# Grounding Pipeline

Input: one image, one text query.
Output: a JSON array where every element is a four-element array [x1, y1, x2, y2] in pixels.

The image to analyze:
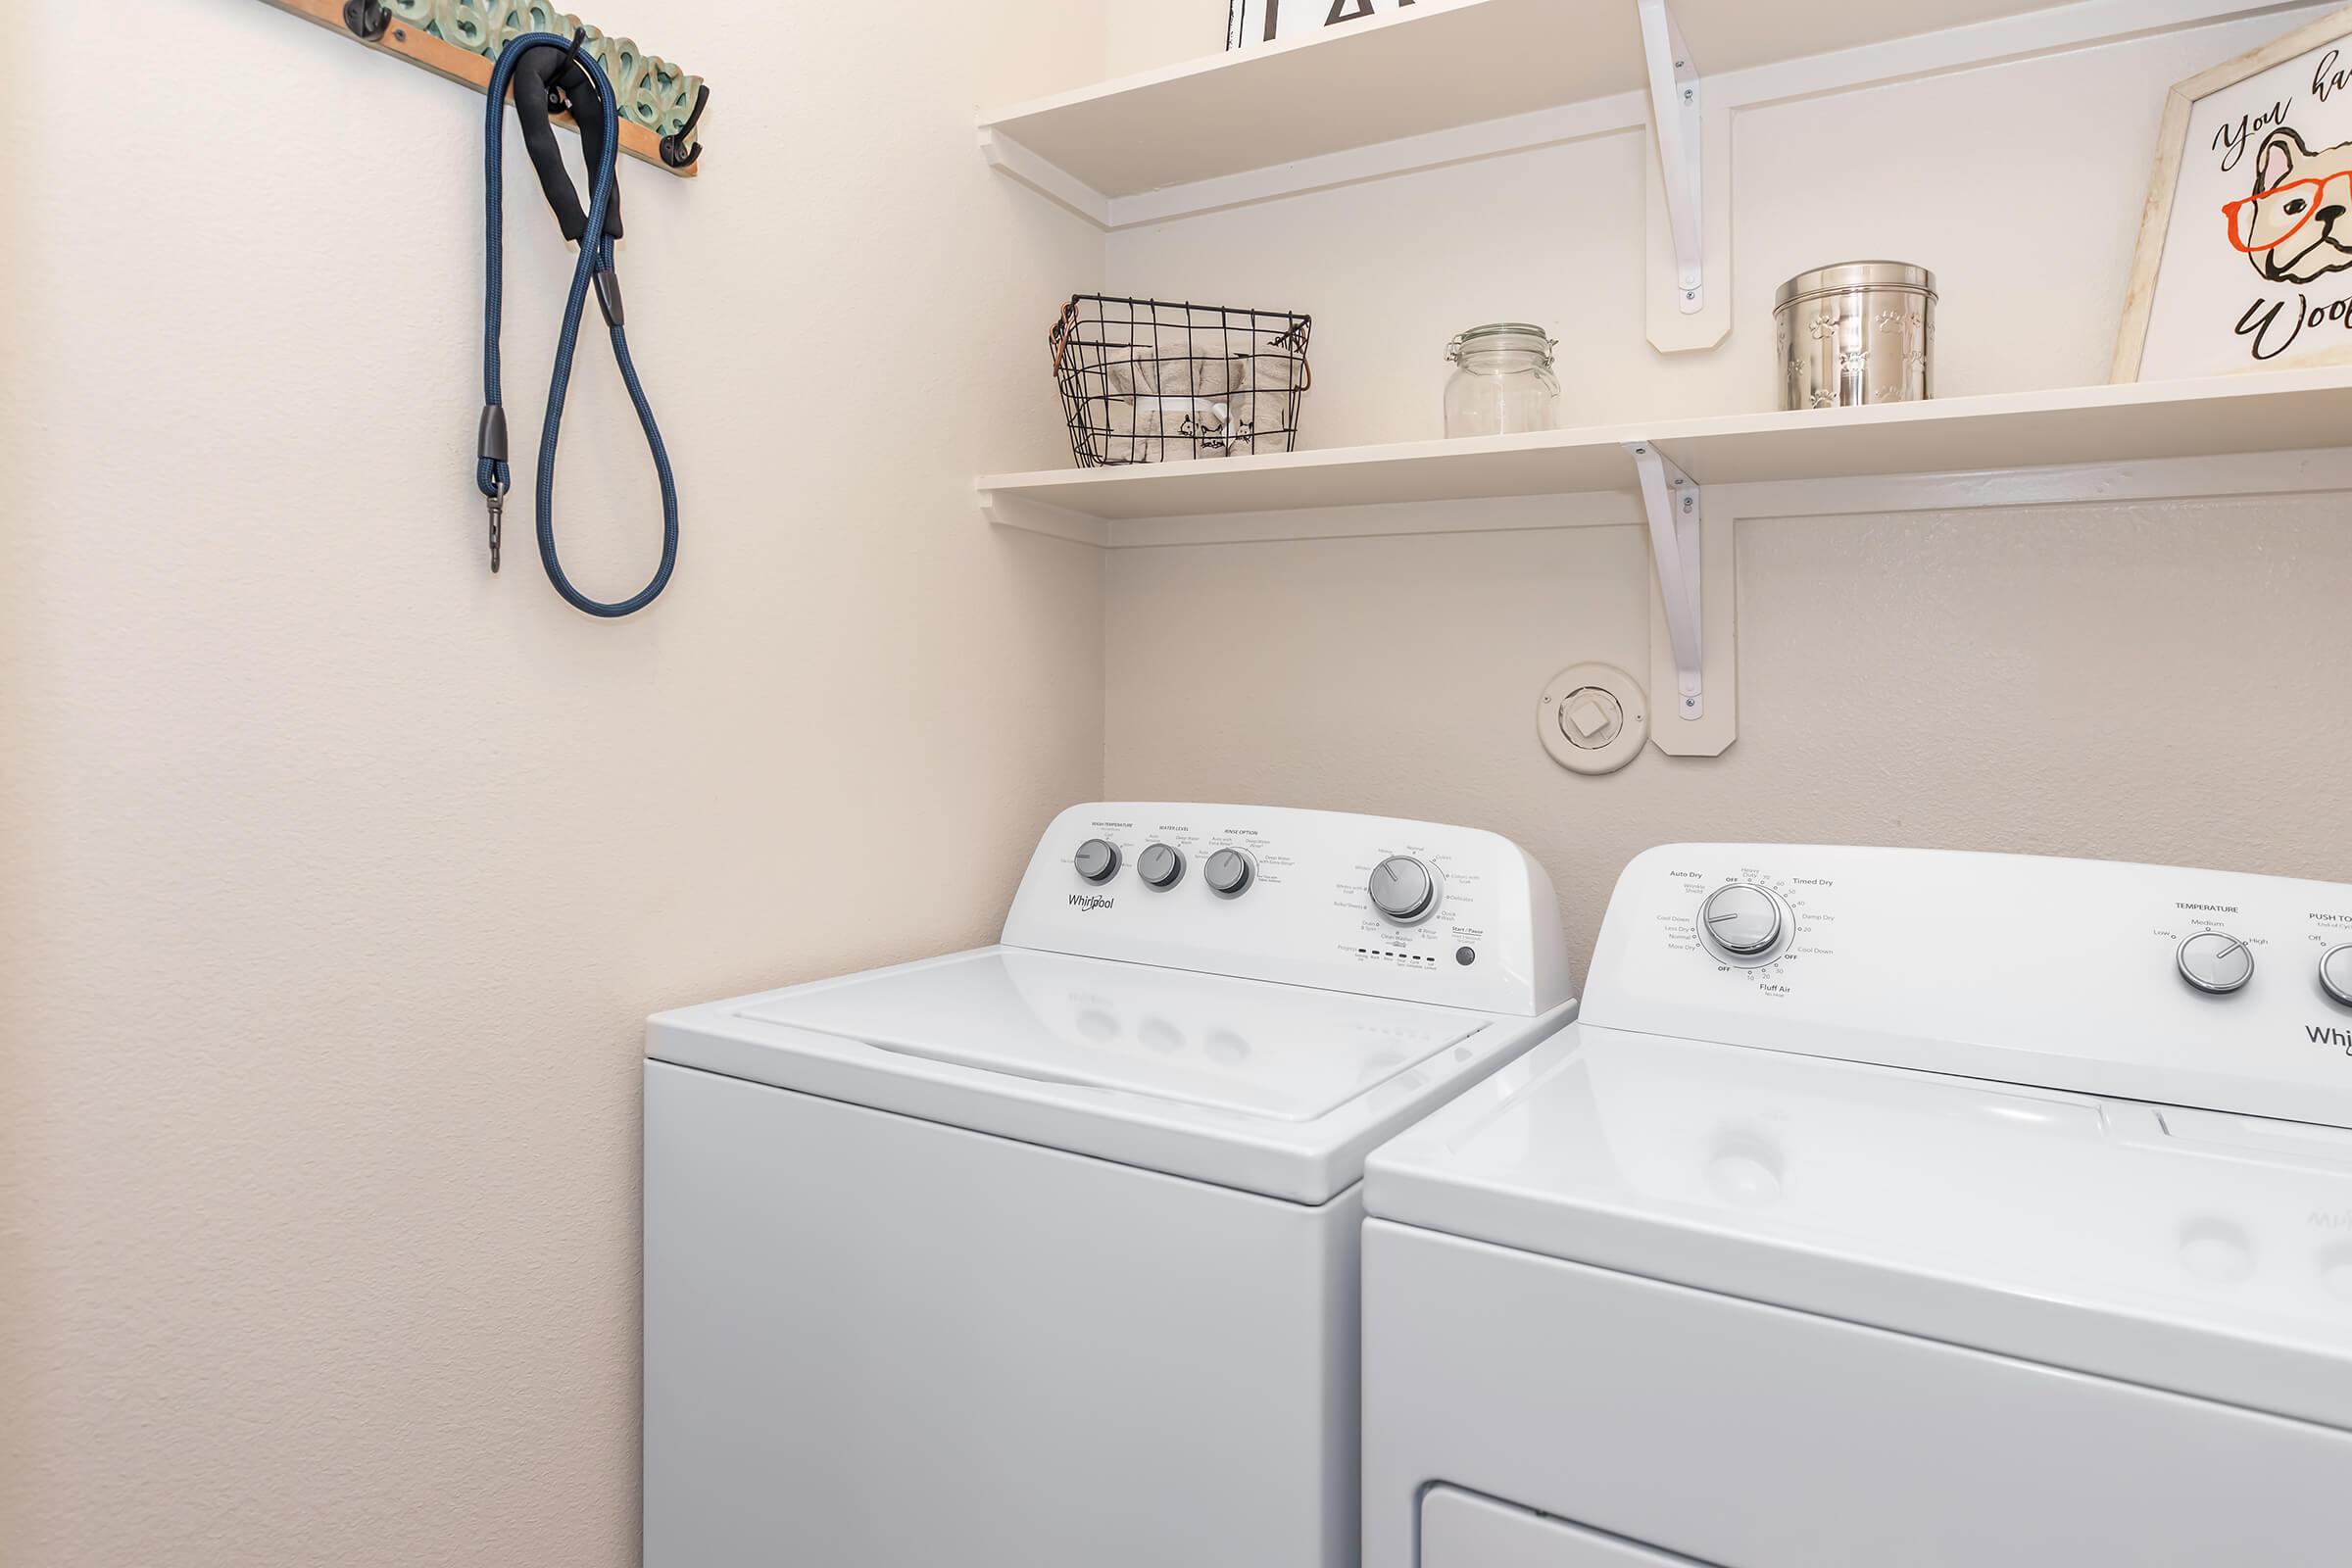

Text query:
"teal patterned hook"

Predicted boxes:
[[382, 3, 707, 136]]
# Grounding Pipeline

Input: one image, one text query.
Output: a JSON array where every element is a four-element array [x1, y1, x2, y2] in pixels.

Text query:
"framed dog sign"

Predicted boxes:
[[2117, 6, 2352, 379]]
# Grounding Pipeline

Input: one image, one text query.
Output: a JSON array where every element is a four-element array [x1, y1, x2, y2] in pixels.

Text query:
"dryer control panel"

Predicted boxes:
[[1587, 844, 2352, 1129], [1003, 803, 1573, 1017]]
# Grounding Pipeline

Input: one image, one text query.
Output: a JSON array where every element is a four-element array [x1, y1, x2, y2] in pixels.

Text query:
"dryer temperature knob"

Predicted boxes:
[[2177, 932, 2254, 996]]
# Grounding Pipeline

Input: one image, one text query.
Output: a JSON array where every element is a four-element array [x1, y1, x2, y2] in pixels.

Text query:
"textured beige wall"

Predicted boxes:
[[0, 2, 1105, 1564], [1106, 495, 2352, 969]]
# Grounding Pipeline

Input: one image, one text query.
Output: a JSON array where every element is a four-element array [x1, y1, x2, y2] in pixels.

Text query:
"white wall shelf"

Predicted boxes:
[[983, 366, 2352, 761], [978, 0, 2085, 225], [977, 368, 2352, 546]]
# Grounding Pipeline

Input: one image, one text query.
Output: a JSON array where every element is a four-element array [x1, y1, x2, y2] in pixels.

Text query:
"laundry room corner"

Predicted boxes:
[[16, 1, 2352, 1564], [0, 2, 1108, 1564]]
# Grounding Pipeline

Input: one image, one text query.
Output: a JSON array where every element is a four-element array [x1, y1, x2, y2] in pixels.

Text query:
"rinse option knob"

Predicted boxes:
[[2177, 932, 2255, 995], [2322, 945, 2352, 1007], [1138, 844, 1186, 890], [1074, 839, 1122, 884], [1700, 884, 1786, 959], [1203, 848, 1256, 899], [1368, 857, 1443, 925]]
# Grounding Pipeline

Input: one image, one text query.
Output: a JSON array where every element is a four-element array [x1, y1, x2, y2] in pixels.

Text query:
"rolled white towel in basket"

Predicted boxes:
[[1093, 396, 1236, 464], [1107, 354, 1241, 399]]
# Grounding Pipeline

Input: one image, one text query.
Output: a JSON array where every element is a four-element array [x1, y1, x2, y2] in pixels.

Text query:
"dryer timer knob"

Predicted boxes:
[[1700, 884, 1786, 957]]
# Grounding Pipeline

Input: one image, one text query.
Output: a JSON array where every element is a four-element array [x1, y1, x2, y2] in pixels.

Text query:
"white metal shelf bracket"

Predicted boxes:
[[1637, 0, 1703, 314], [1627, 441, 1704, 719]]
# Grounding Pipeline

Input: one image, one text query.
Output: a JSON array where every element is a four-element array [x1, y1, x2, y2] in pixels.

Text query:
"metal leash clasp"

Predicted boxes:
[[477, 402, 511, 574]]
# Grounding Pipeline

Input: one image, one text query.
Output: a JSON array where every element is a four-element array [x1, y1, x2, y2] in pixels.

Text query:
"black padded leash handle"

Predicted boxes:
[[509, 43, 624, 245]]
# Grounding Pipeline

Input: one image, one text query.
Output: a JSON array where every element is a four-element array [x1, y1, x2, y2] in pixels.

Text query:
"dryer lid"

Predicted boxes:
[[734, 948, 1488, 1122], [1364, 1024, 2352, 1433]]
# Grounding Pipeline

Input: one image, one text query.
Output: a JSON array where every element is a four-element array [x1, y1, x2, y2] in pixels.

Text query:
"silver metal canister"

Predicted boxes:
[[1774, 262, 1936, 411]]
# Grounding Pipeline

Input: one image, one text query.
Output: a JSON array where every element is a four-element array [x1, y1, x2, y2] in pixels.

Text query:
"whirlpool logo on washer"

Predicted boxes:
[[1068, 894, 1116, 912], [2311, 1022, 2352, 1054]]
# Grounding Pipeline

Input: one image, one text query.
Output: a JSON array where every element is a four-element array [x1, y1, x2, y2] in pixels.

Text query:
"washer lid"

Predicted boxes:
[[739, 948, 1486, 1121], [650, 946, 1549, 1204], [1365, 1025, 2352, 1432]]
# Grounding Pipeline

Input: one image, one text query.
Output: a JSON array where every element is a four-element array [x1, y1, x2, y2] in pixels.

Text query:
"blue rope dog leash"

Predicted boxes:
[[477, 31, 679, 618]]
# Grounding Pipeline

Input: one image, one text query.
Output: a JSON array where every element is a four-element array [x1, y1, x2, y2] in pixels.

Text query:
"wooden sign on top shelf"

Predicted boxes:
[[1227, 0, 1417, 50]]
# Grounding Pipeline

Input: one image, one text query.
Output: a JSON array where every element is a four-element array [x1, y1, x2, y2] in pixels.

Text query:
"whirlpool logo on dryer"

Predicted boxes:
[[1069, 894, 1116, 911], [2311, 1022, 2352, 1054]]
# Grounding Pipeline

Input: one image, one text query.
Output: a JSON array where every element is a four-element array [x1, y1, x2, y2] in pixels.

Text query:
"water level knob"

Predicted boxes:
[[1138, 844, 1186, 890], [2177, 932, 2255, 995]]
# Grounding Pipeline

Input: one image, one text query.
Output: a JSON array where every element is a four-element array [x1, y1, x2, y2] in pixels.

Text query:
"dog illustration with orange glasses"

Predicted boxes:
[[2226, 126, 2352, 282]]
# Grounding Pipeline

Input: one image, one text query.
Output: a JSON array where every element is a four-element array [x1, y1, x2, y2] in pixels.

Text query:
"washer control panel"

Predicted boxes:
[[1003, 803, 1573, 1016], [1586, 845, 2352, 1129]]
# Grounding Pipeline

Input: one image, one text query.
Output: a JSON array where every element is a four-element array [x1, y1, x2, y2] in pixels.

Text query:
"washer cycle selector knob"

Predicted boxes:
[[1203, 848, 1256, 898], [1700, 884, 1786, 958], [1073, 839, 1121, 883], [1369, 857, 1443, 925], [2177, 932, 2255, 995], [2321, 945, 2352, 1007], [1138, 844, 1186, 890]]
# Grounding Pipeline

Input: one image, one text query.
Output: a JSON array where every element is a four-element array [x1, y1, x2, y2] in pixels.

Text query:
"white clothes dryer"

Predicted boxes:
[[646, 803, 1575, 1568], [1363, 845, 2352, 1568]]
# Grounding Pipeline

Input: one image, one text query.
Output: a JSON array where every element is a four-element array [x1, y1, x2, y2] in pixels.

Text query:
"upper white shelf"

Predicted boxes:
[[977, 368, 2352, 545], [979, 0, 2070, 218]]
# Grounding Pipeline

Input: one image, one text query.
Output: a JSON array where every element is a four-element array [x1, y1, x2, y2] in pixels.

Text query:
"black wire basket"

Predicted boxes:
[[1051, 295, 1312, 467]]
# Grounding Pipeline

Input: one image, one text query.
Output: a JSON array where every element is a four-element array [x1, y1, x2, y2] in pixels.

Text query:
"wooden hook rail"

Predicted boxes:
[[259, 0, 704, 177]]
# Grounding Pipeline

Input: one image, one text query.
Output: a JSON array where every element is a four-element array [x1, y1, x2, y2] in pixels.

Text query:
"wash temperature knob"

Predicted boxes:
[[2177, 932, 2255, 995], [1074, 839, 1121, 883], [1369, 857, 1443, 925], [1701, 884, 1786, 957]]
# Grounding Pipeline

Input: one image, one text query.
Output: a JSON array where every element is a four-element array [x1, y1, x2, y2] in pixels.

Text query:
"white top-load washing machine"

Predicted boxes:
[[645, 802, 1575, 1568], [1362, 845, 2352, 1568]]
